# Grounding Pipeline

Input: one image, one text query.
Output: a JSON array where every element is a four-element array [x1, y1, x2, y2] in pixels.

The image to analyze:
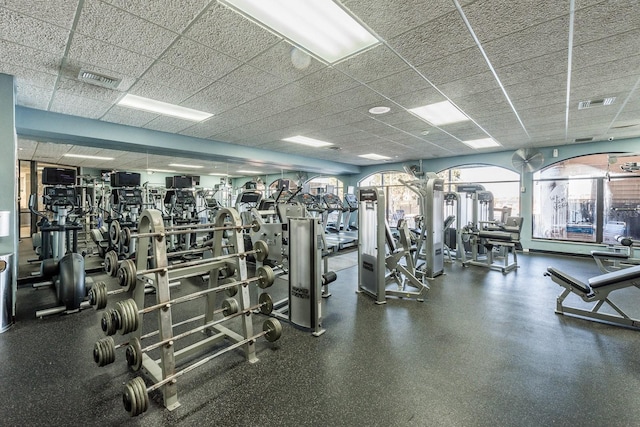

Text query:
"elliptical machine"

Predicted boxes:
[[30, 167, 88, 316]]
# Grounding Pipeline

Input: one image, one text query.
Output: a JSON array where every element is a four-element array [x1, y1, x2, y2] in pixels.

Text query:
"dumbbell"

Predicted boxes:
[[122, 318, 282, 417]]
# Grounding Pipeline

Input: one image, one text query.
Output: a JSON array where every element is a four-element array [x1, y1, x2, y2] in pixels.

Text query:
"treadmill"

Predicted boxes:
[[322, 193, 357, 250]]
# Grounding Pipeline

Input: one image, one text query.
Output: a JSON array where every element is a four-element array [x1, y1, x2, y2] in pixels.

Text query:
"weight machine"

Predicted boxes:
[[357, 187, 429, 304], [400, 172, 445, 279]]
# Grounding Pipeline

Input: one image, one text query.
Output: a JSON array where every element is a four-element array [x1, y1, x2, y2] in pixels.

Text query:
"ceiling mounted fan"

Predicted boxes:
[[512, 148, 545, 193]]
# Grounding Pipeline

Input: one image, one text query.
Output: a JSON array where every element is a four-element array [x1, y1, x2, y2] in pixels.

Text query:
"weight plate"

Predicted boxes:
[[257, 265, 275, 289], [253, 240, 269, 262], [126, 337, 143, 372], [219, 278, 238, 297], [263, 318, 283, 342], [122, 227, 132, 247], [104, 250, 118, 277], [101, 309, 117, 336], [118, 259, 137, 291], [123, 377, 148, 417], [93, 337, 116, 367], [258, 293, 273, 315], [110, 221, 121, 245], [223, 263, 237, 278], [251, 219, 261, 232], [221, 298, 239, 316]]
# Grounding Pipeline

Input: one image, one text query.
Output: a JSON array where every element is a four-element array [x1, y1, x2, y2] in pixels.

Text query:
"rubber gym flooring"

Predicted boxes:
[[3, 243, 640, 426]]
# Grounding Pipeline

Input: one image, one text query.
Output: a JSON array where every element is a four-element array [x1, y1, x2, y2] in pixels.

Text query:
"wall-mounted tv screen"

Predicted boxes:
[[110, 171, 140, 187], [42, 167, 76, 186]]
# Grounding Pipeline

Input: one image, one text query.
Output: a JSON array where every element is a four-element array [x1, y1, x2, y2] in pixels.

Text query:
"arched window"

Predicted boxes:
[[359, 171, 418, 227], [438, 165, 521, 217], [532, 153, 640, 243]]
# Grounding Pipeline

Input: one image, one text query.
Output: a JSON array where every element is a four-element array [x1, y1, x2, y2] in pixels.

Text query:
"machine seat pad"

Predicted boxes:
[[546, 267, 591, 294], [589, 264, 640, 289], [478, 231, 513, 241], [590, 250, 628, 259]]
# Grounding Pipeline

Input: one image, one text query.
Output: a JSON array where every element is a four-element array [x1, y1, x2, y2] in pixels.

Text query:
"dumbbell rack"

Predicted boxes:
[[126, 207, 258, 412]]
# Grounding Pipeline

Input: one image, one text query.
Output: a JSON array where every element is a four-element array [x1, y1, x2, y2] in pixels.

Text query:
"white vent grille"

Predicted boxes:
[[578, 97, 616, 110], [78, 69, 121, 89]]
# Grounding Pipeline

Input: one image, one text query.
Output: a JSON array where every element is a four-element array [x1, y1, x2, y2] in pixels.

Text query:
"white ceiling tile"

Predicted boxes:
[[15, 83, 52, 109], [141, 61, 213, 95], [76, 0, 178, 58], [160, 37, 242, 80], [67, 34, 154, 77], [462, 0, 567, 43], [49, 91, 112, 119], [1, 62, 57, 90], [495, 50, 568, 87], [218, 64, 287, 96], [103, 0, 209, 33], [573, 0, 640, 46], [391, 87, 445, 110], [0, 39, 62, 76], [343, 0, 459, 40], [482, 15, 570, 68], [294, 67, 360, 96], [439, 72, 501, 99], [56, 77, 123, 103], [571, 75, 639, 102], [335, 45, 409, 83], [572, 29, 640, 69], [2, 1, 79, 28], [101, 106, 158, 127], [249, 41, 324, 83], [367, 68, 433, 99], [184, 2, 280, 61], [0, 7, 70, 55], [417, 46, 489, 86], [389, 11, 475, 66], [572, 56, 640, 88], [182, 81, 257, 114]]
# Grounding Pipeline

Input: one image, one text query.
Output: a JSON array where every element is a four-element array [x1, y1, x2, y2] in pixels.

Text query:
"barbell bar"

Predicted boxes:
[[122, 318, 282, 417], [94, 291, 261, 367], [116, 240, 269, 291], [93, 313, 206, 367], [125, 293, 274, 371], [102, 265, 275, 336], [110, 219, 261, 246]]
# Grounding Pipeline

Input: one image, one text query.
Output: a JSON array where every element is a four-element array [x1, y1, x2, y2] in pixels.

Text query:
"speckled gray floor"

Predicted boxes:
[[4, 245, 640, 426]]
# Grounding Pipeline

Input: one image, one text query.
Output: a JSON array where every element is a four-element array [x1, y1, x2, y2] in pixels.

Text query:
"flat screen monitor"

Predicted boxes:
[[173, 176, 192, 189], [110, 171, 140, 187], [42, 167, 76, 186]]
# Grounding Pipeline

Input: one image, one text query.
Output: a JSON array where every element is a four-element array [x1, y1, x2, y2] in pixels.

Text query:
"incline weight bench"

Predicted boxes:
[[545, 264, 640, 329]]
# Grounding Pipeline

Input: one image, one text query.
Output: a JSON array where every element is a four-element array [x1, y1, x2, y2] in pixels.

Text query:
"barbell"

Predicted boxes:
[[122, 318, 282, 417], [116, 240, 270, 291], [102, 265, 275, 336], [125, 293, 274, 371], [110, 219, 261, 246], [94, 293, 273, 367]]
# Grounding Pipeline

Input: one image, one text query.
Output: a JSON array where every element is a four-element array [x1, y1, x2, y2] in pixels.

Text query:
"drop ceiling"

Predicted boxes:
[[3, 0, 640, 176]]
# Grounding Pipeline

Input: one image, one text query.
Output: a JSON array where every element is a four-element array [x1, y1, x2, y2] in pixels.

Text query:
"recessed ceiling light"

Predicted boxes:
[[220, 0, 379, 63], [63, 153, 114, 160], [168, 163, 204, 169], [283, 135, 333, 148], [237, 169, 261, 174], [147, 168, 176, 173], [461, 138, 500, 149], [359, 153, 391, 160], [117, 94, 213, 122], [409, 100, 469, 126], [369, 106, 390, 115]]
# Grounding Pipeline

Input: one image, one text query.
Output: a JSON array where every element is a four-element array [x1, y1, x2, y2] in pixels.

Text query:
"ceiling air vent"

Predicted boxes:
[[326, 146, 342, 150], [578, 97, 616, 110], [78, 69, 121, 89], [574, 137, 594, 143]]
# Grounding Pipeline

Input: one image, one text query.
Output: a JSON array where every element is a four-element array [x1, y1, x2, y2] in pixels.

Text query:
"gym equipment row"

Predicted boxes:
[[91, 207, 282, 416], [545, 264, 640, 330]]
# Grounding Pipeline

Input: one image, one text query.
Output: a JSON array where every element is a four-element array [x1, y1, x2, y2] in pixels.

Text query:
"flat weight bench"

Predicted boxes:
[[590, 249, 640, 273], [545, 264, 640, 329]]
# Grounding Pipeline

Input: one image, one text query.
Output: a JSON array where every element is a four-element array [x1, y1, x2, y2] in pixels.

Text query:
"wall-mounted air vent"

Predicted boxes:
[[78, 69, 121, 89], [574, 137, 594, 143], [327, 146, 342, 150], [578, 97, 616, 110]]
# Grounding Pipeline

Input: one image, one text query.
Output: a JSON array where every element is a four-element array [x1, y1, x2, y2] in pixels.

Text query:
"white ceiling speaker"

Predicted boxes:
[[512, 148, 544, 193]]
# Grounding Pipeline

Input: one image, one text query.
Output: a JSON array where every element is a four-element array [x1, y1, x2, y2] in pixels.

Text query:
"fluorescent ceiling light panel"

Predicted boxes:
[[168, 163, 204, 169], [237, 170, 261, 174], [359, 153, 391, 160], [462, 138, 500, 149], [209, 172, 228, 176], [282, 135, 333, 148], [63, 153, 114, 160], [409, 100, 469, 126], [118, 94, 213, 122], [147, 168, 176, 173], [221, 0, 379, 63]]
